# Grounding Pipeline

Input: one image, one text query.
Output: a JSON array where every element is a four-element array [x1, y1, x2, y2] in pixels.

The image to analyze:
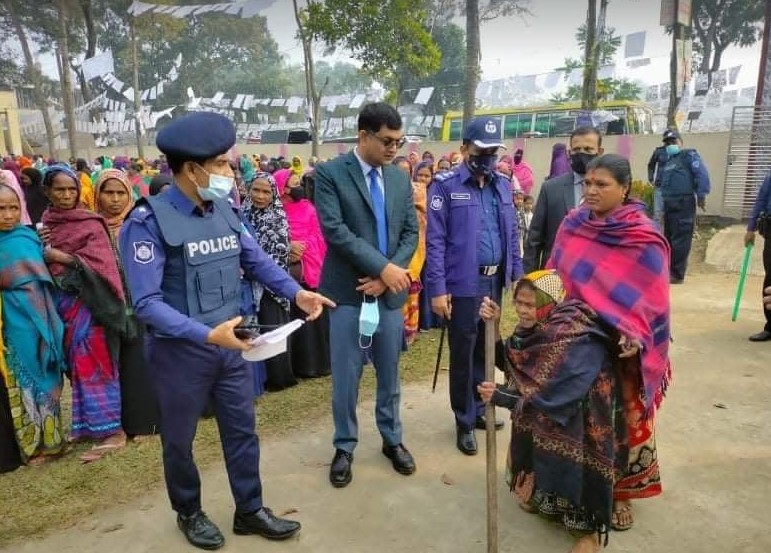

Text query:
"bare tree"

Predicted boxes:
[[293, 0, 328, 158], [463, 0, 481, 134], [4, 0, 56, 156], [582, 0, 608, 110], [56, 0, 78, 159]]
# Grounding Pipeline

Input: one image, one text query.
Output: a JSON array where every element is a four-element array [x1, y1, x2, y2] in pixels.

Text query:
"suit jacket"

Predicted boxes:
[[315, 151, 419, 309], [523, 172, 576, 273]]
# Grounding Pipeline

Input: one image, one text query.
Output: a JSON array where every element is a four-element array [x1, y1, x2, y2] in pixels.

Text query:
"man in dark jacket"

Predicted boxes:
[[523, 127, 604, 273]]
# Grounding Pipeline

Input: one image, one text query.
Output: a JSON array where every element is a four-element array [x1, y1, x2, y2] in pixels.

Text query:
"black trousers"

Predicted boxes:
[[663, 194, 696, 281], [763, 233, 771, 332]]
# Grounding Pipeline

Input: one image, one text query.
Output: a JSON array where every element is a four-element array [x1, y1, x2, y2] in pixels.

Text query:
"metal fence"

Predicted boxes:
[[723, 106, 771, 219]]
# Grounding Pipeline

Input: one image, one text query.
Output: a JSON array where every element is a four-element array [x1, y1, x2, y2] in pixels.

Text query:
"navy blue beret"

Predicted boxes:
[[156, 112, 236, 159]]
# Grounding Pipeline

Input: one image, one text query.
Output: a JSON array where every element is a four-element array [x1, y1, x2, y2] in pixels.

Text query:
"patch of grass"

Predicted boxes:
[[0, 304, 519, 547]]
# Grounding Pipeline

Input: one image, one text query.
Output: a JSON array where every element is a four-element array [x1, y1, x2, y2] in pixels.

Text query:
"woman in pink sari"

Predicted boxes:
[[275, 169, 330, 378]]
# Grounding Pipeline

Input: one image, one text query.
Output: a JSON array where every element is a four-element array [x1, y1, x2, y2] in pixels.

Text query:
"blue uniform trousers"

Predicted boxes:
[[447, 274, 503, 431], [147, 335, 263, 516], [329, 304, 403, 453], [663, 194, 696, 281]]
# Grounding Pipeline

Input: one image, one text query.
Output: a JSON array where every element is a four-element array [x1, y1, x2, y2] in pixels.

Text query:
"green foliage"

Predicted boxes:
[[690, 0, 764, 76], [550, 78, 641, 104], [304, 0, 441, 90], [400, 23, 467, 112], [630, 180, 654, 214], [576, 24, 621, 67]]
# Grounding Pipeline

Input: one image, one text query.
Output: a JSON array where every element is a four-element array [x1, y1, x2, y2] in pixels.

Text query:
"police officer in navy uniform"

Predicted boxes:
[[745, 171, 771, 342], [659, 129, 710, 284], [426, 117, 524, 455], [119, 112, 334, 550]]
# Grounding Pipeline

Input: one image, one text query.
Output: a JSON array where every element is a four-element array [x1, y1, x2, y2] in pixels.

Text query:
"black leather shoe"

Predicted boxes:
[[329, 449, 353, 488], [670, 277, 684, 285], [749, 330, 771, 342], [382, 443, 416, 475], [456, 427, 478, 455], [475, 415, 505, 431], [177, 511, 225, 551], [233, 507, 301, 540]]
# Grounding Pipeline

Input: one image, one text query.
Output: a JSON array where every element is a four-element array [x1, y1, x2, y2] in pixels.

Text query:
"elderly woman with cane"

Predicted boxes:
[[478, 270, 628, 553]]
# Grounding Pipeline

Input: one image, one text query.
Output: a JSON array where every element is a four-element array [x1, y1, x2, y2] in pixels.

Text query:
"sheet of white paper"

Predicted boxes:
[[242, 319, 305, 362]]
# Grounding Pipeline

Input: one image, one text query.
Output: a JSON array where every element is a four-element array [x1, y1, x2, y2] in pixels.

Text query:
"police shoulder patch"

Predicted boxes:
[[430, 195, 444, 211], [133, 241, 155, 264]]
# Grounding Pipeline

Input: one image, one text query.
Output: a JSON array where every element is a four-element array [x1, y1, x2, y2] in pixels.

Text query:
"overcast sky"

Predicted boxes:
[[35, 0, 762, 90]]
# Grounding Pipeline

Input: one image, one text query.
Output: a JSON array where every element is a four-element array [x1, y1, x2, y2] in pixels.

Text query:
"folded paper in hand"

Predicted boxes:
[[242, 319, 305, 362]]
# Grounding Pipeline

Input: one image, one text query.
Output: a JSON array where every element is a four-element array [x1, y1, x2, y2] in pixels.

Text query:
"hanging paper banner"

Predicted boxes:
[[414, 87, 434, 105], [624, 32, 646, 58], [127, 0, 278, 19], [81, 51, 115, 81]]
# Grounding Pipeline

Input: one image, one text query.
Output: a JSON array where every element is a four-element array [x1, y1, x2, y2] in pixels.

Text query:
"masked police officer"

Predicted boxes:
[[745, 171, 771, 342], [426, 117, 524, 455], [659, 129, 710, 284], [119, 112, 334, 550]]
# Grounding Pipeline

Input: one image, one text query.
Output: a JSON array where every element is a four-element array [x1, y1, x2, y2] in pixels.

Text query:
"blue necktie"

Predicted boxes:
[[368, 168, 388, 255]]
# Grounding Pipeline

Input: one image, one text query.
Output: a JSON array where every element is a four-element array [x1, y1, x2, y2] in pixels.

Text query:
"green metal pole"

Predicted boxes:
[[732, 244, 754, 322]]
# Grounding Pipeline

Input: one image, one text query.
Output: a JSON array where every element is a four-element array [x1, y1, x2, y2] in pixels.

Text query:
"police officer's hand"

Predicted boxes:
[[744, 231, 756, 247], [380, 263, 411, 294], [764, 287, 771, 310], [697, 197, 706, 212], [431, 294, 452, 320], [295, 290, 336, 321], [356, 277, 388, 297], [207, 316, 251, 351]]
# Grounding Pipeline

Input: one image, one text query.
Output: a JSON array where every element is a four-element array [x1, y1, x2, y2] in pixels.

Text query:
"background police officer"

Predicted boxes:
[[659, 129, 710, 284], [647, 137, 670, 226], [426, 117, 524, 456], [745, 171, 771, 342], [119, 112, 334, 551]]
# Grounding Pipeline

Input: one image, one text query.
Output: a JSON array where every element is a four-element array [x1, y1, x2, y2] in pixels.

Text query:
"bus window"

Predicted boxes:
[[449, 119, 462, 141], [553, 115, 576, 136], [605, 118, 626, 135], [503, 113, 532, 138], [534, 112, 556, 136]]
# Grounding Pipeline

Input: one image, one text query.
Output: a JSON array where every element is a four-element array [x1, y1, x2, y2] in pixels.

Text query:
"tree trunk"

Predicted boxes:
[[463, 0, 480, 134], [293, 0, 320, 157], [586, 0, 607, 110], [581, 0, 597, 110], [8, 0, 56, 157], [130, 20, 144, 158], [667, 0, 687, 128], [72, 0, 97, 108], [56, 0, 78, 159]]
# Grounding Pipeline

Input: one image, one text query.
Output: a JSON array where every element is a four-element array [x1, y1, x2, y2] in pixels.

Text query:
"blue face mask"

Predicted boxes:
[[665, 144, 681, 156], [196, 164, 235, 201], [359, 296, 380, 349]]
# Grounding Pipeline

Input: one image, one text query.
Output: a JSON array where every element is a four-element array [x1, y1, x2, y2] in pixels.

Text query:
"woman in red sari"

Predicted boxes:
[[547, 154, 671, 532], [41, 164, 130, 461]]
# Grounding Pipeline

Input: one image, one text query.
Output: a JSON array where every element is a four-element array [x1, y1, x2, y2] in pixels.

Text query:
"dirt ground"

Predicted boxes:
[[4, 270, 771, 553]]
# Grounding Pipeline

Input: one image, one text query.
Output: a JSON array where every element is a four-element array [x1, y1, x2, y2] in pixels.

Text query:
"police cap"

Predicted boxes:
[[662, 129, 681, 143], [156, 112, 236, 159], [463, 117, 506, 150]]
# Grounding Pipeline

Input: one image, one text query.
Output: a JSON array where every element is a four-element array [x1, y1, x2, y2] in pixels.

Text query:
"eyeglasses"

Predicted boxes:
[[367, 131, 407, 150]]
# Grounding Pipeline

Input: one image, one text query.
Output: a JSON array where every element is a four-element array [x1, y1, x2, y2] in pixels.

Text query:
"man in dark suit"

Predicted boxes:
[[523, 127, 604, 273], [315, 103, 419, 488]]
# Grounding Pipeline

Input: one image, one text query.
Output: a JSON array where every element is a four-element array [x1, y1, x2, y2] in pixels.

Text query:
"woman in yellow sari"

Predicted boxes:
[[403, 161, 432, 345]]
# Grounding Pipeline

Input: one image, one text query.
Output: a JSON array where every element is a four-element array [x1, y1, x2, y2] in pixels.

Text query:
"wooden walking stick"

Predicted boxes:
[[431, 320, 447, 393], [484, 319, 498, 553]]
